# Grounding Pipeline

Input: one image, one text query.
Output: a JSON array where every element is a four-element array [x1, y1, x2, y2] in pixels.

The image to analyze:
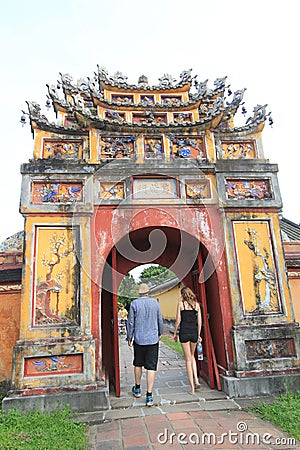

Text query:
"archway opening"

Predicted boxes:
[[100, 225, 227, 395]]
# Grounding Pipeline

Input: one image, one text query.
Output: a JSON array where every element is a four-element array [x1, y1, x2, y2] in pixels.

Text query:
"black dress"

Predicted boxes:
[[179, 302, 198, 343]]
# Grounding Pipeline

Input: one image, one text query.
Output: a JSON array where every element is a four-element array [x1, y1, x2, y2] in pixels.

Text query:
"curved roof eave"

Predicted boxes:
[[73, 110, 224, 133]]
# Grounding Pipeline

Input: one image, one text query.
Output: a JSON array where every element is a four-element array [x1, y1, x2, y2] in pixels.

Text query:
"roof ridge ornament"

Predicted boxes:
[[213, 76, 227, 91], [179, 69, 193, 84], [138, 75, 149, 88], [158, 73, 176, 88], [246, 104, 269, 125]]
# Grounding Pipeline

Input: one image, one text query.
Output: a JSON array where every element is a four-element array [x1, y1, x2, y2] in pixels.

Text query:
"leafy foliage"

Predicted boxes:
[[0, 407, 87, 449], [117, 273, 138, 310], [252, 392, 300, 441], [140, 265, 176, 287]]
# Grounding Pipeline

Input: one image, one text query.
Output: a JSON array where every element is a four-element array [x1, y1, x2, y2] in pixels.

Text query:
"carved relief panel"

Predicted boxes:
[[111, 94, 133, 103], [245, 338, 295, 360], [33, 227, 80, 327], [99, 182, 125, 199], [168, 135, 205, 159], [133, 177, 179, 199], [185, 179, 211, 199], [132, 113, 167, 125], [225, 178, 273, 200], [233, 221, 282, 315], [42, 139, 84, 159], [32, 182, 83, 204], [24, 354, 83, 376], [99, 135, 136, 159], [144, 136, 164, 159], [220, 140, 256, 159]]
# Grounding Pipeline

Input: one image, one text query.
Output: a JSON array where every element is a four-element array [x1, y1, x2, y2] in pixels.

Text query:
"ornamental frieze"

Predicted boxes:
[[111, 94, 133, 103], [99, 135, 136, 159], [144, 137, 164, 159], [168, 135, 205, 159], [24, 354, 83, 376], [99, 182, 125, 199], [185, 180, 211, 199], [220, 140, 256, 159], [42, 139, 84, 159], [225, 178, 273, 200], [32, 182, 83, 203], [245, 338, 295, 360]]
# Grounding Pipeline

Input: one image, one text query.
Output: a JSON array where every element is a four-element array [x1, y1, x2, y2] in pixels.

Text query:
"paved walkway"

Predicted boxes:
[[75, 336, 299, 449]]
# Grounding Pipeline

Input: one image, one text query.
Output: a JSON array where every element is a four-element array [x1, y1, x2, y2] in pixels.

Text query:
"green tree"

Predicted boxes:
[[140, 265, 176, 287], [118, 273, 138, 310]]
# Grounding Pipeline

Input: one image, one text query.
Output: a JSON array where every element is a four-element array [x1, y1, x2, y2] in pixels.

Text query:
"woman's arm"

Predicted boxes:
[[173, 301, 182, 341], [197, 303, 202, 341]]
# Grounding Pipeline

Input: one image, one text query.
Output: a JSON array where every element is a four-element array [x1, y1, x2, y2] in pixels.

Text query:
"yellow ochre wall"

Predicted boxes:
[[154, 284, 181, 320], [0, 289, 21, 382]]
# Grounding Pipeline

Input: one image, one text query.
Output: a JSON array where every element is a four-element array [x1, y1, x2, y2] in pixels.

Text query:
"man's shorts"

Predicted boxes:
[[133, 342, 159, 371]]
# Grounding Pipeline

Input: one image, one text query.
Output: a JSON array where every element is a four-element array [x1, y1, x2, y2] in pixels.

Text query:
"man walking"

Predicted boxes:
[[127, 283, 164, 407]]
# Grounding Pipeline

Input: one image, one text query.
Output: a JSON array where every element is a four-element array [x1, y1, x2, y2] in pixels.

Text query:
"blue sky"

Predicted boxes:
[[1, 0, 299, 243]]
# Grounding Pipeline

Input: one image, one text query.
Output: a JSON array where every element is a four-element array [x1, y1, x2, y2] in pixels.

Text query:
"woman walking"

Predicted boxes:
[[173, 286, 202, 394]]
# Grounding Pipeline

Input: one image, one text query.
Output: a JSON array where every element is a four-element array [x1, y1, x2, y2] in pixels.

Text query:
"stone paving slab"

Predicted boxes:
[[82, 338, 300, 449]]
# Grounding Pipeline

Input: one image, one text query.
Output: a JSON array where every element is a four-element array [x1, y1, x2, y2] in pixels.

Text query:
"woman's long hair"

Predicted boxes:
[[181, 286, 196, 308]]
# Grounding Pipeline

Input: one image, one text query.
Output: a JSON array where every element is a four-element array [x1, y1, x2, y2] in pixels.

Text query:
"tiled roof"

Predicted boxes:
[[280, 217, 300, 241], [0, 231, 24, 252]]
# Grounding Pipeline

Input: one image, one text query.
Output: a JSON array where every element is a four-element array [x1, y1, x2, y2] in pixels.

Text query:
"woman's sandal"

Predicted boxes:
[[195, 384, 201, 390]]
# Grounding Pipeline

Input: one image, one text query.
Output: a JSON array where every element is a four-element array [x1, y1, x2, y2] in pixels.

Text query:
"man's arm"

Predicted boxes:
[[126, 303, 135, 346], [157, 305, 164, 337]]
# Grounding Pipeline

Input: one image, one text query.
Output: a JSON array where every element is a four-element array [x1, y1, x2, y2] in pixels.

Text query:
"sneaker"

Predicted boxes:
[[132, 386, 141, 398], [146, 394, 153, 407]]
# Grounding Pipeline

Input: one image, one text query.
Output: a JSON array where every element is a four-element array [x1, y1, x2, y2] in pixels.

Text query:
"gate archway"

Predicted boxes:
[[99, 225, 232, 396]]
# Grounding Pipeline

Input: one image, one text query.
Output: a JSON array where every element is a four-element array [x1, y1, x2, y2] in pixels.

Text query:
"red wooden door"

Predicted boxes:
[[112, 248, 121, 397], [192, 250, 221, 390], [101, 249, 121, 397]]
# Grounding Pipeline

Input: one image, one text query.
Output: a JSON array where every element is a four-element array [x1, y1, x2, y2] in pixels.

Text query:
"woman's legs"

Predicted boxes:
[[190, 342, 200, 387], [181, 341, 197, 394]]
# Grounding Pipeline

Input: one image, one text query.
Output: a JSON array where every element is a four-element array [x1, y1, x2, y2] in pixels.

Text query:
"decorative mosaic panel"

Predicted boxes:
[[32, 182, 83, 204], [33, 227, 79, 327], [99, 135, 136, 159], [144, 137, 164, 159], [169, 135, 205, 159], [132, 113, 167, 125], [111, 94, 133, 103], [140, 95, 155, 105], [161, 95, 182, 106], [245, 339, 295, 360], [42, 139, 83, 159], [225, 179, 273, 200], [220, 141, 256, 159], [105, 110, 126, 121], [99, 182, 125, 199], [173, 113, 193, 123], [185, 180, 211, 199], [133, 178, 178, 199], [233, 221, 282, 315], [24, 354, 83, 376]]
